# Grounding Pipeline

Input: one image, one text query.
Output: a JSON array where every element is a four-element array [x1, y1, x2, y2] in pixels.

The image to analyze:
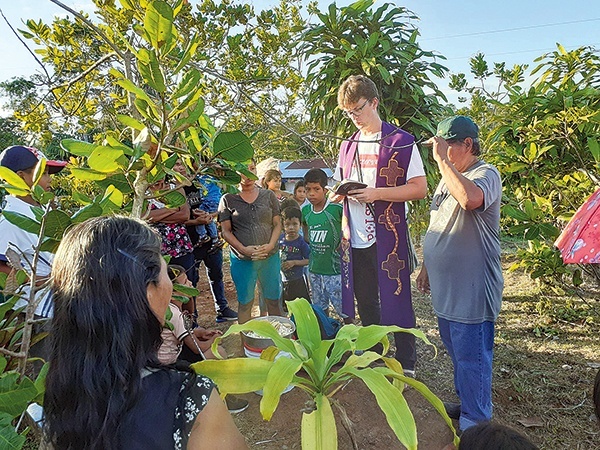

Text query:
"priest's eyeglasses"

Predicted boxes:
[[344, 99, 370, 118]]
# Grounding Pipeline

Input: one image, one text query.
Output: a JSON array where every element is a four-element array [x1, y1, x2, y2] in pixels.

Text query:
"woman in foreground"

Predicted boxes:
[[44, 216, 247, 450]]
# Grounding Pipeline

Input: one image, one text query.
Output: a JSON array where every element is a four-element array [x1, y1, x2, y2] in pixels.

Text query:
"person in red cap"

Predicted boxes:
[[0, 145, 67, 318]]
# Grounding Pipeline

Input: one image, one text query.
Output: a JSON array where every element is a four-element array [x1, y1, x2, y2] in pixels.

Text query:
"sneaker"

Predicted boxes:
[[225, 395, 249, 414], [443, 401, 461, 420], [216, 307, 238, 323], [403, 369, 416, 378]]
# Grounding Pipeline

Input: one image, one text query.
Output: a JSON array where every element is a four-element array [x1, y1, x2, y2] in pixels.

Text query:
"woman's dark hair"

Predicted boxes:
[[262, 169, 282, 189], [304, 168, 328, 188], [459, 422, 538, 450], [45, 216, 165, 450], [293, 180, 305, 195]]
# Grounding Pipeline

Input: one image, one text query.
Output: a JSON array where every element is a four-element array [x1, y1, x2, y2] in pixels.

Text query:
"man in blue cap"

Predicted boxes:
[[0, 145, 67, 318], [417, 116, 504, 432]]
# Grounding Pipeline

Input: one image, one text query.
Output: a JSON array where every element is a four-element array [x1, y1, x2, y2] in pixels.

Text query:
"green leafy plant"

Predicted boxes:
[[0, 357, 47, 450], [192, 298, 458, 450]]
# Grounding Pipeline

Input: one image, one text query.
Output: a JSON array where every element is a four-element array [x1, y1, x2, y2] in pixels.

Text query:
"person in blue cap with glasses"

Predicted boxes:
[[417, 116, 504, 433]]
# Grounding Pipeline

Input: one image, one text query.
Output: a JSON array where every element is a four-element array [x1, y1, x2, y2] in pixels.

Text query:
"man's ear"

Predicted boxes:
[[464, 137, 474, 153]]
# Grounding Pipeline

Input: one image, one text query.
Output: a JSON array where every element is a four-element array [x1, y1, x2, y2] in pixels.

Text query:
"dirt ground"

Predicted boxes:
[[194, 246, 600, 450]]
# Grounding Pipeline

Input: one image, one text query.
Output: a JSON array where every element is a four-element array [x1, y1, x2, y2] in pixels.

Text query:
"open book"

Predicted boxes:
[[327, 179, 367, 196]]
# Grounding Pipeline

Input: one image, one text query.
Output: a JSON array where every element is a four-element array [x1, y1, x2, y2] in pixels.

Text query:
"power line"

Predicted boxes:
[[445, 42, 600, 62], [422, 17, 600, 41]]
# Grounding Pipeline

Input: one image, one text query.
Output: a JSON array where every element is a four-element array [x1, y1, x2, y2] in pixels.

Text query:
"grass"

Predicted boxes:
[[411, 247, 600, 449]]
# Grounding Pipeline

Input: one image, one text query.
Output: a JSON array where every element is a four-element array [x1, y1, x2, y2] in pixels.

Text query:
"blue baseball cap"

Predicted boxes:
[[0, 145, 67, 174]]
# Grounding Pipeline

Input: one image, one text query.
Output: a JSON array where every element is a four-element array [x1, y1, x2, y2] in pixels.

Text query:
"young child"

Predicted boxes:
[[293, 180, 309, 208], [302, 168, 349, 322], [279, 206, 310, 304], [158, 265, 250, 413], [157, 265, 225, 365], [262, 169, 292, 201], [193, 175, 223, 248]]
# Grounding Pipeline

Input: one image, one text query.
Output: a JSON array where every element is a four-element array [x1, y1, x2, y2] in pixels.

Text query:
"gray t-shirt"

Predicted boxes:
[[423, 160, 504, 324], [218, 188, 280, 259]]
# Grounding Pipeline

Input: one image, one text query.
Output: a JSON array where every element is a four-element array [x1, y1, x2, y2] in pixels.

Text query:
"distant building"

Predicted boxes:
[[279, 158, 334, 192]]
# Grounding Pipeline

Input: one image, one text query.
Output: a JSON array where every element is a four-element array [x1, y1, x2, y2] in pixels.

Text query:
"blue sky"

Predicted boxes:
[[1, 0, 599, 105]]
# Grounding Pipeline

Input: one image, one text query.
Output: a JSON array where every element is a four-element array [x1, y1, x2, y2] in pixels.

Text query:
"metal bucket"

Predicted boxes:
[[241, 315, 295, 353]]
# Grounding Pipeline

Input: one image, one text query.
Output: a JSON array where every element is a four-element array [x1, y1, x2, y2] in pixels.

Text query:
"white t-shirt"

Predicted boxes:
[[0, 196, 54, 317], [334, 133, 425, 248]]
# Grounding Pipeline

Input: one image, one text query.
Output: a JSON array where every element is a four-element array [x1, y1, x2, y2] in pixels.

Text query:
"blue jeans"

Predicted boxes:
[[437, 317, 494, 431]]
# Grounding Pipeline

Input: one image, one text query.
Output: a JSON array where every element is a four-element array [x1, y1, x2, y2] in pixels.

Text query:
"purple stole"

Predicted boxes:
[[339, 122, 416, 328]]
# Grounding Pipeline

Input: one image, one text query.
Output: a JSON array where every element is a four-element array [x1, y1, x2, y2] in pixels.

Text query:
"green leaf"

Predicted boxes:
[[171, 68, 201, 100], [144, 1, 174, 52], [0, 412, 26, 449], [287, 298, 321, 355], [69, 167, 108, 181], [347, 367, 417, 450], [43, 209, 72, 240], [116, 78, 154, 105], [212, 131, 254, 162], [32, 158, 47, 188], [260, 356, 302, 420], [88, 147, 125, 173], [39, 238, 60, 254], [100, 185, 124, 210], [301, 393, 337, 450], [161, 190, 186, 208], [2, 211, 40, 235], [33, 363, 49, 404], [173, 34, 200, 74], [172, 283, 199, 297], [71, 203, 104, 224], [0, 373, 38, 418], [61, 139, 97, 157], [138, 48, 166, 93], [192, 358, 273, 394], [0, 167, 30, 191], [502, 204, 529, 222], [117, 114, 146, 131], [381, 365, 460, 444], [588, 137, 600, 163], [172, 99, 205, 132]]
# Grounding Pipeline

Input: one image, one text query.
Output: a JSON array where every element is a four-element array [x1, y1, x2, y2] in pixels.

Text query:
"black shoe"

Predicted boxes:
[[443, 401, 461, 420], [216, 307, 238, 322]]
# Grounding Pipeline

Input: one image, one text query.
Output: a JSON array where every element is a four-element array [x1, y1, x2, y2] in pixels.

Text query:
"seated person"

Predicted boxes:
[[44, 216, 247, 448], [157, 264, 226, 365]]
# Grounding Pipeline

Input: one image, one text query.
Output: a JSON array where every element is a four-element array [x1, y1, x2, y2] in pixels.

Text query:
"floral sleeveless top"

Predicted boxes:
[[149, 202, 193, 258]]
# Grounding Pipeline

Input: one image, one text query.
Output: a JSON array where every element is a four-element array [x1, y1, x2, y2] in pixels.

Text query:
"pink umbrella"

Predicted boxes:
[[555, 188, 600, 264]]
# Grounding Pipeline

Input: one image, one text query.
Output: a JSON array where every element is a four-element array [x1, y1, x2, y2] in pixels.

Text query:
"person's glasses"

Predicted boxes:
[[344, 99, 370, 118]]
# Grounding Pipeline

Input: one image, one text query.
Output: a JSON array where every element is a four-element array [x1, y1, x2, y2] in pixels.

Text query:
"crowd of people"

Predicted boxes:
[[2, 74, 590, 448]]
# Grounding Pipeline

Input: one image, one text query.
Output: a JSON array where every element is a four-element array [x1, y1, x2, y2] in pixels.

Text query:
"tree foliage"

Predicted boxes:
[[300, 0, 449, 161], [452, 45, 600, 287]]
